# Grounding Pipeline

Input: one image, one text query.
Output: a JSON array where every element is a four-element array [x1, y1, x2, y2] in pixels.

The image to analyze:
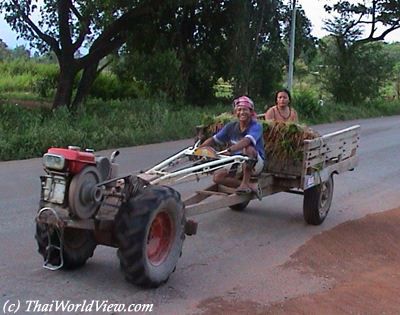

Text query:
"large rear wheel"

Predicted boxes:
[[115, 185, 185, 288], [303, 175, 334, 225], [35, 225, 97, 269]]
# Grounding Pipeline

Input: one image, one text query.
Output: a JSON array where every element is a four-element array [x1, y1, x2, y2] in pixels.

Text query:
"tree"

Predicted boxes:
[[112, 0, 288, 105], [0, 0, 165, 109], [282, 5, 318, 64], [0, 39, 11, 60], [320, 35, 391, 104], [324, 0, 400, 44], [382, 42, 400, 99], [12, 45, 30, 59], [111, 0, 230, 105], [112, 48, 183, 101], [319, 0, 400, 103], [223, 0, 286, 98], [280, 4, 318, 90]]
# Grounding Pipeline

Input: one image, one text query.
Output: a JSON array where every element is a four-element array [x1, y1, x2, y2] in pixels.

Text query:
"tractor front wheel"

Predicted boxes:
[[35, 225, 97, 269], [115, 185, 185, 288], [229, 200, 250, 211]]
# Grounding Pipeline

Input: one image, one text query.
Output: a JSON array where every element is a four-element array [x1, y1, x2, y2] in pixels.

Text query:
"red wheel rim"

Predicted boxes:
[[147, 211, 174, 265]]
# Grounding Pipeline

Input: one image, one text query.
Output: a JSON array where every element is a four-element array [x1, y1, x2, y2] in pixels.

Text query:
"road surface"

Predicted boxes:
[[0, 115, 399, 314]]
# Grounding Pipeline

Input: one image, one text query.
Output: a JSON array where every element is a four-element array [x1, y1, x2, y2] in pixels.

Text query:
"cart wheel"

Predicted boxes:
[[229, 200, 250, 211], [303, 175, 334, 225], [115, 185, 186, 288], [35, 224, 97, 269]]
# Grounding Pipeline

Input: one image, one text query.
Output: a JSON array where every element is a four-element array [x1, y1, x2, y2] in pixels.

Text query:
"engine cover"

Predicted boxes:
[[48, 147, 96, 174]]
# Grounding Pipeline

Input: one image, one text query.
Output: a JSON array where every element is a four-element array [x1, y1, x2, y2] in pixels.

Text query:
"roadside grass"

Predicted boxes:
[[0, 73, 34, 93], [0, 98, 226, 160], [1, 96, 399, 161], [292, 89, 400, 125], [1, 60, 399, 161], [300, 100, 400, 125]]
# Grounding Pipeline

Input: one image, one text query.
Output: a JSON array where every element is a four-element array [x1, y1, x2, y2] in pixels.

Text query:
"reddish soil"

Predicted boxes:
[[196, 207, 400, 314]]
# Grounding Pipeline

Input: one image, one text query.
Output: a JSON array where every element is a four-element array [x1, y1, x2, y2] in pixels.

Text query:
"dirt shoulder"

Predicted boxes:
[[196, 207, 400, 315], [0, 99, 52, 109]]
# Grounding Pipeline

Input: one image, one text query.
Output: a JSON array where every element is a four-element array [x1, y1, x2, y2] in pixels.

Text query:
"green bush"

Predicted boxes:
[[0, 59, 59, 96], [0, 73, 34, 92], [293, 89, 322, 122], [112, 49, 184, 101], [33, 65, 59, 97], [364, 98, 400, 116], [89, 72, 148, 100], [0, 59, 33, 75]]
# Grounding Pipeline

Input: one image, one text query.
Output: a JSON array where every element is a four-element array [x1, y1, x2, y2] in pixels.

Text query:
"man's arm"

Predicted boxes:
[[200, 122, 232, 148], [227, 138, 252, 153], [199, 137, 216, 147]]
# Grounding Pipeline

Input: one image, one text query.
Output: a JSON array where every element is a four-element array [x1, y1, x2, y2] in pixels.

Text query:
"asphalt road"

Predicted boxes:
[[0, 115, 399, 315]]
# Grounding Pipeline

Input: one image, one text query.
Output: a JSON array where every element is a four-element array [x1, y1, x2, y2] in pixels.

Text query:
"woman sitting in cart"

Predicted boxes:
[[264, 88, 298, 122], [200, 96, 265, 197]]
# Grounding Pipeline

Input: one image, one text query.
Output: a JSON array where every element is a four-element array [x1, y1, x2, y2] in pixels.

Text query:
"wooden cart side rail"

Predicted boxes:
[[307, 127, 359, 151], [305, 135, 359, 160], [301, 155, 358, 190], [304, 138, 359, 169], [302, 125, 360, 170], [299, 125, 360, 190], [303, 125, 360, 151], [327, 155, 358, 175]]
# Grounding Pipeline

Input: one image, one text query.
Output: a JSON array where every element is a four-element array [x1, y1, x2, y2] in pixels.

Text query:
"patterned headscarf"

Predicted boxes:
[[233, 96, 257, 117]]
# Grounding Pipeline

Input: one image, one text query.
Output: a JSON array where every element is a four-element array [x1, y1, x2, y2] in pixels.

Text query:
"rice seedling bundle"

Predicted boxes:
[[197, 112, 235, 142], [261, 120, 320, 161], [200, 112, 235, 137]]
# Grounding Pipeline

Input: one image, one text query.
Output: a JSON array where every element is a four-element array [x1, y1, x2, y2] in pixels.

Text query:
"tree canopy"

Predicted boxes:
[[324, 0, 400, 44], [319, 0, 400, 103], [0, 0, 167, 108], [1, 0, 321, 108], [2, 0, 398, 109]]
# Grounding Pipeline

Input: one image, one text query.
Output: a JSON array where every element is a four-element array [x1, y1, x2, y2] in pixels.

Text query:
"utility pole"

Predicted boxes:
[[287, 0, 297, 93]]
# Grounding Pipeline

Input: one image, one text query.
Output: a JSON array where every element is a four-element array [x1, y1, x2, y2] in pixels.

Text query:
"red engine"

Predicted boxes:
[[41, 146, 109, 220], [45, 146, 96, 174]]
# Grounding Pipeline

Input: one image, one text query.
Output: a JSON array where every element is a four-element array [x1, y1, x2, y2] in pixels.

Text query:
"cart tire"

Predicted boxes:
[[115, 185, 185, 288], [229, 200, 250, 211], [35, 224, 97, 269], [303, 175, 334, 225]]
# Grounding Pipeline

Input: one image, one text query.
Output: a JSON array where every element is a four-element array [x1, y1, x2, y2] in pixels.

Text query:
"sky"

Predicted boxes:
[[297, 0, 400, 42], [0, 0, 399, 49], [297, 0, 332, 38]]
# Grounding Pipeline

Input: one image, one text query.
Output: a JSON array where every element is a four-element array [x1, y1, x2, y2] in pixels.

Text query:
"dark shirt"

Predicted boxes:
[[213, 120, 265, 160]]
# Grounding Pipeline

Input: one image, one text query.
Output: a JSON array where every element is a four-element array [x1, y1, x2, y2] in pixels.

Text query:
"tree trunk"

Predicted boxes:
[[71, 61, 100, 110], [52, 64, 78, 109]]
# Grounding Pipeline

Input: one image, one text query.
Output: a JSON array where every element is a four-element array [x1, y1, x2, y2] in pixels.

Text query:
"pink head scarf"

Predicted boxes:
[[233, 96, 257, 117]]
